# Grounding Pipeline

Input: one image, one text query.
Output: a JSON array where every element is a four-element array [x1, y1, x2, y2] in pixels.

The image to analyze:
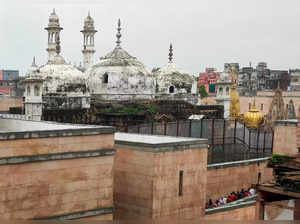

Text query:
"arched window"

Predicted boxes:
[[103, 73, 108, 84], [226, 87, 230, 95], [27, 86, 31, 96], [169, 86, 175, 93], [34, 85, 40, 96], [218, 87, 223, 96]]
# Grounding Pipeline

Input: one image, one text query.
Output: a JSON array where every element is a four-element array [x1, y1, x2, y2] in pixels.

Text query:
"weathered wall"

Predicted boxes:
[[0, 97, 22, 112], [0, 133, 114, 220], [273, 121, 299, 156], [204, 205, 256, 220], [206, 160, 274, 200]]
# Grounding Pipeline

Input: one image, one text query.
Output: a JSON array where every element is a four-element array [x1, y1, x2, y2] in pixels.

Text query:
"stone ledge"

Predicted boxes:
[[36, 207, 114, 220], [0, 127, 115, 140], [205, 196, 256, 215], [115, 133, 208, 153], [0, 149, 115, 165], [275, 119, 299, 126], [207, 157, 270, 170]]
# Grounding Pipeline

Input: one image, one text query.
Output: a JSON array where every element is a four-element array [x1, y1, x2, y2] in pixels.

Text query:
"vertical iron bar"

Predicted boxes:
[[234, 119, 237, 144], [137, 124, 140, 134], [211, 119, 215, 145], [256, 130, 260, 152], [176, 120, 179, 137], [164, 121, 167, 136], [223, 119, 226, 145], [271, 130, 274, 154], [200, 119, 203, 138], [249, 130, 251, 151], [189, 120, 192, 137], [263, 131, 266, 153], [151, 122, 154, 135], [243, 123, 246, 144]]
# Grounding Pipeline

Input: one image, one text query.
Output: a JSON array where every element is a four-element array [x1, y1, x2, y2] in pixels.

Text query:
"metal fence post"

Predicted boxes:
[[211, 119, 215, 145], [249, 129, 251, 151], [200, 119, 203, 138], [151, 122, 154, 135], [271, 130, 274, 153], [137, 124, 140, 134], [176, 120, 179, 137], [243, 123, 246, 144], [263, 131, 266, 153], [223, 119, 226, 145], [189, 120, 192, 137], [256, 130, 260, 152], [164, 121, 167, 136], [233, 119, 237, 144]]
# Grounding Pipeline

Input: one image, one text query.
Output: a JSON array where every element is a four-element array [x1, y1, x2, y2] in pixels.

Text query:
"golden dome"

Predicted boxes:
[[244, 100, 264, 129]]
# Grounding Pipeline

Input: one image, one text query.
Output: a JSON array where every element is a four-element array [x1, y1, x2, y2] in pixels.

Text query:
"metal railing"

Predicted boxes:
[[121, 119, 273, 164]]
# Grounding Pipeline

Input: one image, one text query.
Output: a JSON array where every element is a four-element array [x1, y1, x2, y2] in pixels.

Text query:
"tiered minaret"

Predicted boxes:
[[45, 9, 63, 63], [81, 12, 97, 70]]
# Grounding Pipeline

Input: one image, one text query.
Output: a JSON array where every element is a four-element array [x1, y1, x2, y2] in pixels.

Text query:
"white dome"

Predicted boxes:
[[86, 46, 154, 95], [153, 62, 195, 94], [38, 62, 87, 95]]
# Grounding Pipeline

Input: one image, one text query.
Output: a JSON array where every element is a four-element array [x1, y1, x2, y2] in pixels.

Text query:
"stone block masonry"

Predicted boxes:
[[114, 133, 208, 222], [0, 119, 115, 220]]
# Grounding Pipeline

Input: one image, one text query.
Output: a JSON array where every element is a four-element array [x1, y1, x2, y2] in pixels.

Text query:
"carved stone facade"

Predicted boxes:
[[264, 85, 287, 130]]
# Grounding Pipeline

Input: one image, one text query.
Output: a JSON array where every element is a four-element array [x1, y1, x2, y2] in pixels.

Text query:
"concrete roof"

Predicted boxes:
[[0, 117, 114, 140], [115, 132, 208, 152]]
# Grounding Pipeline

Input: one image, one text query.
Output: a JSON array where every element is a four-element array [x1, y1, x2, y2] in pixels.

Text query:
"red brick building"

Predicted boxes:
[[198, 68, 221, 95]]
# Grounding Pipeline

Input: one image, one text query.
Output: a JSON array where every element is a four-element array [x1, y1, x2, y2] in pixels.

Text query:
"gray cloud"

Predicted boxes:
[[1, 0, 300, 76]]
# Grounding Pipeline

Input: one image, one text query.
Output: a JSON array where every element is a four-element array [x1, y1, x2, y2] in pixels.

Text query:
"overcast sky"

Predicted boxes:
[[1, 0, 300, 76]]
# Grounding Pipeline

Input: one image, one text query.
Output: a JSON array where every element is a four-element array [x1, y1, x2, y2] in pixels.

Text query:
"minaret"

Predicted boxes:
[[81, 12, 97, 70], [45, 9, 63, 63], [24, 58, 43, 121]]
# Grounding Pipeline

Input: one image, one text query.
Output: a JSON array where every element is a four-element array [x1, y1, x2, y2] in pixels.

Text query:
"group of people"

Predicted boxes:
[[205, 188, 255, 209]]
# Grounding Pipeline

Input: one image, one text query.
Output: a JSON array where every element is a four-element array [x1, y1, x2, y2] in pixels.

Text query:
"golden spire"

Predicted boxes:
[[229, 66, 241, 120]]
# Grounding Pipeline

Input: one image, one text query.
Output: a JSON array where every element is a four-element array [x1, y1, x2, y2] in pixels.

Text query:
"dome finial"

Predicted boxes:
[[88, 10, 90, 17], [116, 19, 122, 48], [32, 56, 37, 67], [52, 8, 56, 14], [168, 43, 173, 63]]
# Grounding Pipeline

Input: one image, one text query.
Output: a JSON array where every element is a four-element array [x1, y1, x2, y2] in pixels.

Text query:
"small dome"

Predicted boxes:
[[83, 13, 95, 30], [38, 63, 86, 95], [244, 101, 264, 129], [153, 44, 195, 94], [153, 62, 195, 93], [48, 9, 60, 27]]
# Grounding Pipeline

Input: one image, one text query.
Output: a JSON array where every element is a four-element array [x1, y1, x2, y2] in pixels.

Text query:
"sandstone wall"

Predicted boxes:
[[114, 140, 208, 222], [0, 133, 114, 220], [0, 97, 22, 112], [206, 160, 273, 200], [204, 205, 256, 220]]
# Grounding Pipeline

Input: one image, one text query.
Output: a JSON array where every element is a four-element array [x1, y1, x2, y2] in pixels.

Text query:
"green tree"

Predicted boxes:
[[199, 85, 208, 99]]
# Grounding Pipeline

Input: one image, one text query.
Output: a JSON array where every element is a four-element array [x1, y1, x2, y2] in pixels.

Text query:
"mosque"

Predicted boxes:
[[24, 10, 199, 121]]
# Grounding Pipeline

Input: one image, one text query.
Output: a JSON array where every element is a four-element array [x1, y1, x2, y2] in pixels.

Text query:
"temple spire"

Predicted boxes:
[[168, 43, 173, 63], [116, 19, 122, 48]]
